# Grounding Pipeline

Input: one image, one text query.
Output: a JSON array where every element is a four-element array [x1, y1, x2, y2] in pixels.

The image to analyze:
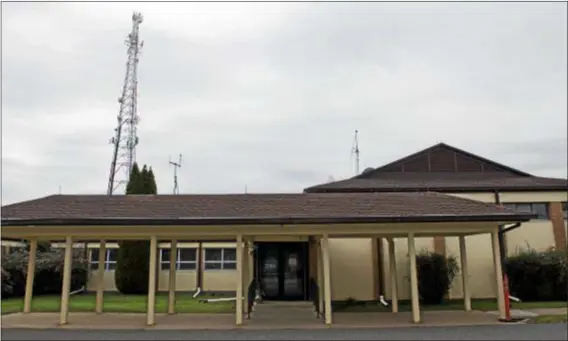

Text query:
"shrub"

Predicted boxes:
[[1, 268, 13, 297], [505, 246, 567, 301], [114, 241, 150, 294], [1, 246, 88, 299], [416, 251, 460, 305]]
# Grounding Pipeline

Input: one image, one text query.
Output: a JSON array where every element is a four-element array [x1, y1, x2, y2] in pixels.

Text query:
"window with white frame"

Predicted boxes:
[[204, 248, 236, 270], [90, 248, 118, 271], [160, 248, 197, 270]]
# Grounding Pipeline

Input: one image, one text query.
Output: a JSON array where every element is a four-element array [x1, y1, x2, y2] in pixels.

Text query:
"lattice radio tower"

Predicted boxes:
[[169, 154, 182, 195], [107, 12, 144, 195]]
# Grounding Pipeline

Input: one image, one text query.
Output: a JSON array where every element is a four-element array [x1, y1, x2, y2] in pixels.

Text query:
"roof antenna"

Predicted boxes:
[[58, 185, 62, 195], [169, 154, 182, 195], [351, 130, 360, 175]]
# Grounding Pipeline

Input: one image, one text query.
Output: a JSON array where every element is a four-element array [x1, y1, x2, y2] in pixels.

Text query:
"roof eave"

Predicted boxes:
[[1, 213, 534, 227], [305, 185, 568, 193]]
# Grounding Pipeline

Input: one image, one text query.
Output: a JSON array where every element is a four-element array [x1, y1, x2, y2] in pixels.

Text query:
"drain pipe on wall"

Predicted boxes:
[[494, 191, 523, 320], [193, 242, 204, 298], [376, 238, 389, 307]]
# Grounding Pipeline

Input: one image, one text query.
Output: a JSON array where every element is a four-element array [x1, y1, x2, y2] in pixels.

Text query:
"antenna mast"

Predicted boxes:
[[351, 130, 360, 175], [169, 154, 182, 195], [107, 12, 144, 195]]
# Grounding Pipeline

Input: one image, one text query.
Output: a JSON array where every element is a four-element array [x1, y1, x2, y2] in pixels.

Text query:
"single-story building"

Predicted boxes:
[[1, 142, 566, 327]]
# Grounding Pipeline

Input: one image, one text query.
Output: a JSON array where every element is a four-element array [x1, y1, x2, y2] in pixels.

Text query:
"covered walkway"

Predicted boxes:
[[1, 192, 534, 328]]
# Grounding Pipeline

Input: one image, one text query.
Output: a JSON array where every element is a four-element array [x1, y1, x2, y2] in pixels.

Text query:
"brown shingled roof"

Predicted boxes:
[[305, 172, 568, 193], [1, 192, 533, 226]]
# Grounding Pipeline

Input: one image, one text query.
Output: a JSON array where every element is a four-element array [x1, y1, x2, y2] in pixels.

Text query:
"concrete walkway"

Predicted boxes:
[[487, 307, 567, 319], [9, 299, 557, 330], [2, 310, 502, 330]]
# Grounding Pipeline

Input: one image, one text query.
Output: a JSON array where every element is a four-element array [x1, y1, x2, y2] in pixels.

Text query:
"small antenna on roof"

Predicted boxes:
[[169, 154, 182, 195], [351, 130, 360, 175], [58, 185, 62, 195]]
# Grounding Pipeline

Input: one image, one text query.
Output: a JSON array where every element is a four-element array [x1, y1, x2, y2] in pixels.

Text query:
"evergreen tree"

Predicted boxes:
[[147, 167, 157, 194], [125, 163, 142, 194], [115, 162, 158, 294]]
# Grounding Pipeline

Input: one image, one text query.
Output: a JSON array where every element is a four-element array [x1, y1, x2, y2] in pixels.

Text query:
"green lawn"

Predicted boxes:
[[1, 292, 235, 315], [530, 314, 568, 324], [332, 299, 567, 313]]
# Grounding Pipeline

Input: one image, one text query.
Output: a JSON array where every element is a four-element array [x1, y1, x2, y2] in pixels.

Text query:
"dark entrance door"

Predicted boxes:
[[257, 242, 308, 301]]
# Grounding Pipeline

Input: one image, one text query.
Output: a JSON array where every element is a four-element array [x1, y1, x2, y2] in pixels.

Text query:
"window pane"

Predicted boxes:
[[161, 262, 171, 270], [502, 204, 516, 211], [223, 249, 236, 261], [90, 249, 100, 262], [205, 262, 222, 270], [161, 249, 171, 262], [90, 262, 99, 270], [178, 262, 196, 270], [107, 262, 117, 270], [205, 249, 222, 261], [179, 248, 196, 262], [532, 203, 549, 219], [223, 261, 236, 270], [107, 249, 118, 262], [562, 202, 567, 219], [515, 203, 532, 213]]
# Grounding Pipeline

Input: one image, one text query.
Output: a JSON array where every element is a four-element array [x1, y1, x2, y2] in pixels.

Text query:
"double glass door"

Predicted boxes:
[[258, 242, 307, 301]]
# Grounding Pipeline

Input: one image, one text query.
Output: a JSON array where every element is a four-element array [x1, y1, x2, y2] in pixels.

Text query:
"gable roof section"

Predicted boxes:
[[305, 143, 568, 193], [1, 193, 534, 226], [361, 143, 531, 177]]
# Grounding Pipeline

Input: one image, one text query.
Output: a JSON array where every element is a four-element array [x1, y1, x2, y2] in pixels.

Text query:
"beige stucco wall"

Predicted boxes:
[[328, 238, 374, 301], [445, 221, 557, 300], [446, 234, 497, 299], [380, 237, 434, 301], [506, 221, 556, 254], [87, 270, 119, 291], [443, 190, 566, 299]]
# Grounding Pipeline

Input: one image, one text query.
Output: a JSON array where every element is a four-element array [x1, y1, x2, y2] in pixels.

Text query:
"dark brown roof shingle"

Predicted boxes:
[[305, 172, 568, 193], [1, 192, 533, 225]]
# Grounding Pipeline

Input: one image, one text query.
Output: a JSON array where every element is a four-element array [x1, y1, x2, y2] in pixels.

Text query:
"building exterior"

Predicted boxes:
[[305, 143, 567, 300], [1, 142, 566, 327]]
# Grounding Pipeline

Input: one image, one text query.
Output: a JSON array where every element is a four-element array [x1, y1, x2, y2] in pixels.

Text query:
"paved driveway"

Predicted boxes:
[[3, 324, 567, 340]]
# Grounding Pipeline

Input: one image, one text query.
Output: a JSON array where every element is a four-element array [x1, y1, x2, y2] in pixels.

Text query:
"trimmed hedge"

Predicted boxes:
[[505, 247, 567, 301], [1, 246, 88, 299], [416, 251, 460, 305]]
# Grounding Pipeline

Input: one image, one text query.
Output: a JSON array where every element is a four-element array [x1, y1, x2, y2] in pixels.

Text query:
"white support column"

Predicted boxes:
[[491, 229, 506, 320], [321, 234, 332, 325], [235, 234, 244, 326], [459, 235, 471, 312], [59, 236, 73, 325], [23, 239, 38, 314], [387, 237, 398, 313], [407, 232, 421, 324], [95, 240, 106, 314], [146, 236, 158, 326], [243, 240, 250, 315], [168, 239, 177, 315], [316, 239, 324, 315]]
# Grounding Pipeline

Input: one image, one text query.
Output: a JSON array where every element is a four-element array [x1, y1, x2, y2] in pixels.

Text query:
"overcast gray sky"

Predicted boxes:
[[2, 2, 567, 204]]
